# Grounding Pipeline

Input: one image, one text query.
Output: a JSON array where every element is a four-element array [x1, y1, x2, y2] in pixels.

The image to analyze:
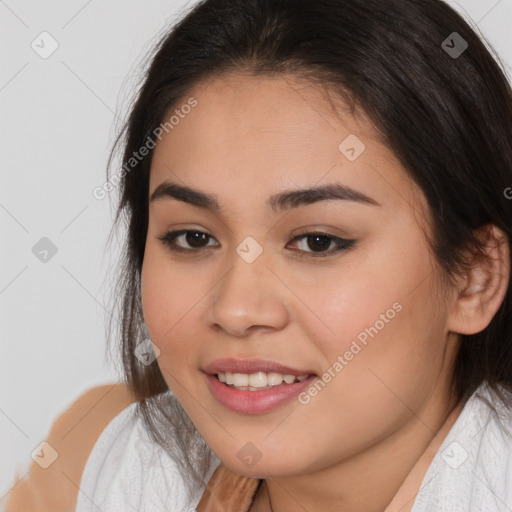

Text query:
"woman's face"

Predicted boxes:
[[141, 72, 460, 478]]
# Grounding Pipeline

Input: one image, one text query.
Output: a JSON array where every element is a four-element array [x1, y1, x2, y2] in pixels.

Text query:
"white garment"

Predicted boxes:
[[74, 402, 221, 512], [75, 383, 512, 512], [411, 383, 512, 511]]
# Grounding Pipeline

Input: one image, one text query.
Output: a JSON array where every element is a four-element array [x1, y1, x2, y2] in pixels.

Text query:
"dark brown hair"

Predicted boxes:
[[104, 0, 512, 498]]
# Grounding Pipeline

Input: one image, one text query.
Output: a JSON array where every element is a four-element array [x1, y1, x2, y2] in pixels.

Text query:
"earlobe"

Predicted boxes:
[[447, 224, 510, 335]]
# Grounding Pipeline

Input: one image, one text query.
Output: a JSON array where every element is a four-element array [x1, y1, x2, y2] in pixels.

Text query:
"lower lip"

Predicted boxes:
[[205, 373, 317, 414]]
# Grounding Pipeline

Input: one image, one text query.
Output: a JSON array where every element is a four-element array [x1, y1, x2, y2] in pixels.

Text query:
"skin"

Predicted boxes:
[[140, 72, 510, 512]]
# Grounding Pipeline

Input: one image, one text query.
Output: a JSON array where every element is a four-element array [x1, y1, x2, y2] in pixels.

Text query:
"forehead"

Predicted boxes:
[[149, 72, 428, 219], [154, 72, 370, 164]]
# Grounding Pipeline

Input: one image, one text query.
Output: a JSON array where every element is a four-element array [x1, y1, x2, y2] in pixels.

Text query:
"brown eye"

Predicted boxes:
[[158, 230, 218, 252], [158, 229, 356, 257], [288, 232, 356, 257], [303, 234, 332, 252]]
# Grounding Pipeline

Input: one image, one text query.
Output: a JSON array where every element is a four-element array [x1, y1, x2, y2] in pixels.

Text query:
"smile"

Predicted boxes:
[[217, 371, 309, 390], [205, 372, 317, 414]]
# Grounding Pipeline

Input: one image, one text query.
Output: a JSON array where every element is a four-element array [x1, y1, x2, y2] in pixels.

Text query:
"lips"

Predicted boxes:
[[202, 357, 316, 377], [205, 372, 317, 413], [202, 358, 318, 414]]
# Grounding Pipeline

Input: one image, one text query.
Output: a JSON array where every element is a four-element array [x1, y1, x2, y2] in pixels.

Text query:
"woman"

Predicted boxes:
[[80, 0, 512, 509], [10, 0, 512, 510]]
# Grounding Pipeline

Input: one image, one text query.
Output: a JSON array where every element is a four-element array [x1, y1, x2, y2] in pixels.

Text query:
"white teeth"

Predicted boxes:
[[216, 371, 310, 390], [267, 372, 284, 386], [232, 373, 249, 387], [248, 372, 267, 388]]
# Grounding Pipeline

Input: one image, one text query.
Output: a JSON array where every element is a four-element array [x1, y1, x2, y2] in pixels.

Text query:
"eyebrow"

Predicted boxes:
[[150, 181, 381, 213]]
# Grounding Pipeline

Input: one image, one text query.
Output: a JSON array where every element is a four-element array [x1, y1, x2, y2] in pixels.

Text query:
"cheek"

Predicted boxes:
[[141, 250, 172, 341], [297, 243, 416, 361], [140, 243, 227, 403], [140, 251, 200, 398], [140, 247, 201, 354], [304, 236, 445, 401]]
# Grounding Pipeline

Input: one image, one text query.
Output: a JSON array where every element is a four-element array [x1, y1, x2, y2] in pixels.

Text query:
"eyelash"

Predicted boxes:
[[157, 229, 356, 258]]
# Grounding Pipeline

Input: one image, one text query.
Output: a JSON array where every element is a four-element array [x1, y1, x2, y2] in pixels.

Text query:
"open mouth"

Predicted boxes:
[[215, 371, 314, 391], [206, 370, 318, 413]]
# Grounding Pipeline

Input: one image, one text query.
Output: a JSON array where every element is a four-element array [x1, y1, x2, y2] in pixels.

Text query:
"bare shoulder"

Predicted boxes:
[[4, 382, 136, 512]]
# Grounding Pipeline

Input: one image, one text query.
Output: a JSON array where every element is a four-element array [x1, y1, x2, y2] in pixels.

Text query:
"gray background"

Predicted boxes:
[[1, 0, 511, 499]]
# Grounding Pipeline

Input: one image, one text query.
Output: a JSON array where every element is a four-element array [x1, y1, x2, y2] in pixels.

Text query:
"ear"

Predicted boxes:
[[447, 224, 510, 335]]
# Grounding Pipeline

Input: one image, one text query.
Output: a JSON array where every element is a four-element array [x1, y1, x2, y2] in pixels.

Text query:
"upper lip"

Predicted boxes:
[[203, 358, 316, 377]]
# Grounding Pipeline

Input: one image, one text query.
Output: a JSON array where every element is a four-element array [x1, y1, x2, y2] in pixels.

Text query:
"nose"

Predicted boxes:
[[207, 248, 289, 338]]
